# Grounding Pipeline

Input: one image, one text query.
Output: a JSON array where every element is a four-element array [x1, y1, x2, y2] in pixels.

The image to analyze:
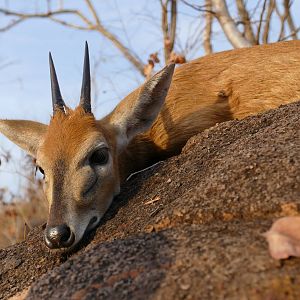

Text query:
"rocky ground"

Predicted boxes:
[[1, 101, 300, 300]]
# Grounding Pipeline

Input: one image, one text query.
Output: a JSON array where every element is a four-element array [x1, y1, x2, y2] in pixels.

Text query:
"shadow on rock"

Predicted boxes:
[[27, 231, 174, 300]]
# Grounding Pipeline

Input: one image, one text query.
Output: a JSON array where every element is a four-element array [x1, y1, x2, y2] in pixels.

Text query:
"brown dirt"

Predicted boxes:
[[1, 101, 300, 299]]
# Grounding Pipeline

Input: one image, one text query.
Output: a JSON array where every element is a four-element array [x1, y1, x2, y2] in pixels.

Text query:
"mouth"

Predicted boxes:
[[65, 216, 100, 252], [86, 216, 100, 232]]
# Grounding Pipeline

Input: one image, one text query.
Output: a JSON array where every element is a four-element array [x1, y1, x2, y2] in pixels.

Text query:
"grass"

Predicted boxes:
[[0, 151, 48, 249], [0, 181, 48, 249]]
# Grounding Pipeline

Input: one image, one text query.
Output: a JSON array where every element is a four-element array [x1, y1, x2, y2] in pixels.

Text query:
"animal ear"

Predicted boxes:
[[111, 63, 175, 148], [0, 120, 47, 157]]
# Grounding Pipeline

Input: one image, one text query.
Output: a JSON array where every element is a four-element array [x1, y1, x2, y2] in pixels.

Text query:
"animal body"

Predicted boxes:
[[1, 40, 300, 250]]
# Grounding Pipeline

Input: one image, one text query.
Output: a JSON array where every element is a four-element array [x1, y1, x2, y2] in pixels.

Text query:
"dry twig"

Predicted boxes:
[[0, 3, 145, 76], [203, 0, 214, 54], [212, 0, 252, 48], [236, 0, 256, 45]]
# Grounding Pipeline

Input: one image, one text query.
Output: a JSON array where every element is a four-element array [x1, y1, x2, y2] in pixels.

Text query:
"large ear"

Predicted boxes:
[[110, 63, 175, 148], [0, 120, 47, 157]]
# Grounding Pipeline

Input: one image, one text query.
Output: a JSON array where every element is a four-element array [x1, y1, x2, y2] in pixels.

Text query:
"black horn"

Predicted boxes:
[[79, 42, 91, 113], [49, 52, 65, 113]]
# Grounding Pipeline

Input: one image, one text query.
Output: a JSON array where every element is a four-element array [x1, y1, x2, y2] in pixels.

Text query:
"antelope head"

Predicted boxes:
[[0, 43, 175, 250]]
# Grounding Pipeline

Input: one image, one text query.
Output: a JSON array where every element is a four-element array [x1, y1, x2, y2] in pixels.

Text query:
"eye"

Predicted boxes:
[[89, 148, 109, 166]]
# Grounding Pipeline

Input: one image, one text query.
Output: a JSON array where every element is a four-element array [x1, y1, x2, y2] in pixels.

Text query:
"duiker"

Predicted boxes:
[[1, 40, 300, 250]]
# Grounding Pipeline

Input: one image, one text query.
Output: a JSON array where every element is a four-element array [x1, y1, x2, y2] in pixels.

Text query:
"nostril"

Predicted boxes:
[[60, 225, 71, 242], [44, 224, 74, 249], [90, 216, 97, 224]]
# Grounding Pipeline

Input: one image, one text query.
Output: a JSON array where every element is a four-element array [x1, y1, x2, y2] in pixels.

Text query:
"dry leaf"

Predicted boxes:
[[143, 59, 154, 80], [150, 52, 160, 63], [169, 52, 186, 64], [263, 216, 300, 260]]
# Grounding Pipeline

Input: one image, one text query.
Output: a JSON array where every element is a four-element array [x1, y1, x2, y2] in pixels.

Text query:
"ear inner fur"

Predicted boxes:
[[0, 120, 47, 157]]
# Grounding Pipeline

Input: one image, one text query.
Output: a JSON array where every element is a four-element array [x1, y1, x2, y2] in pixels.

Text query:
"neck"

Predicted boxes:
[[118, 133, 169, 182]]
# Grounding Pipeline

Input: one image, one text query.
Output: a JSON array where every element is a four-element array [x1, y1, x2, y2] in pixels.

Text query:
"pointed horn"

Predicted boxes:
[[79, 41, 91, 113], [49, 52, 65, 113]]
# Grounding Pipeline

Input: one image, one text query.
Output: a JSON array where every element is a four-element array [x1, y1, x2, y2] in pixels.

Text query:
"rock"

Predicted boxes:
[[0, 101, 300, 299]]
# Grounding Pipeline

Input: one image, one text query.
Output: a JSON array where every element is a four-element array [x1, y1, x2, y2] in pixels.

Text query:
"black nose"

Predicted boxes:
[[44, 224, 75, 249]]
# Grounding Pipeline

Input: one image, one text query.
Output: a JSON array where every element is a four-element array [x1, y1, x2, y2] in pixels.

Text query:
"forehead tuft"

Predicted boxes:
[[40, 106, 100, 161]]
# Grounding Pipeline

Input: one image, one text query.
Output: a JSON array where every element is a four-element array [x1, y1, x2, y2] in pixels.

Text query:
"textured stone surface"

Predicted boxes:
[[0, 101, 300, 299]]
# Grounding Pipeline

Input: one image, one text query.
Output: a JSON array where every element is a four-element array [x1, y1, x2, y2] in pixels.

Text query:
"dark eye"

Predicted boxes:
[[89, 148, 109, 166]]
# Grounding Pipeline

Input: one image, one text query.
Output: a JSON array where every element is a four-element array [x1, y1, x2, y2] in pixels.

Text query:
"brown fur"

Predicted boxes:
[[40, 107, 98, 163], [114, 40, 300, 179], [41, 41, 300, 181], [2, 40, 300, 249]]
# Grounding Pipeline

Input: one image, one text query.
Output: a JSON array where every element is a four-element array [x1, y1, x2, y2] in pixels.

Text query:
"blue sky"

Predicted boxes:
[[0, 0, 299, 198]]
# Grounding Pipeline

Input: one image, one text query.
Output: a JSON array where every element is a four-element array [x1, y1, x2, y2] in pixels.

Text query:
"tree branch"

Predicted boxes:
[[0, 18, 25, 32], [169, 0, 177, 55], [280, 26, 300, 41], [0, 4, 146, 76], [262, 0, 275, 44], [284, 0, 298, 40], [180, 0, 214, 13], [236, 0, 256, 45], [161, 0, 169, 62], [84, 0, 145, 76], [255, 0, 267, 44], [275, 1, 289, 42], [161, 0, 178, 64], [49, 17, 93, 30], [0, 8, 93, 25], [203, 0, 213, 55], [212, 0, 252, 48]]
